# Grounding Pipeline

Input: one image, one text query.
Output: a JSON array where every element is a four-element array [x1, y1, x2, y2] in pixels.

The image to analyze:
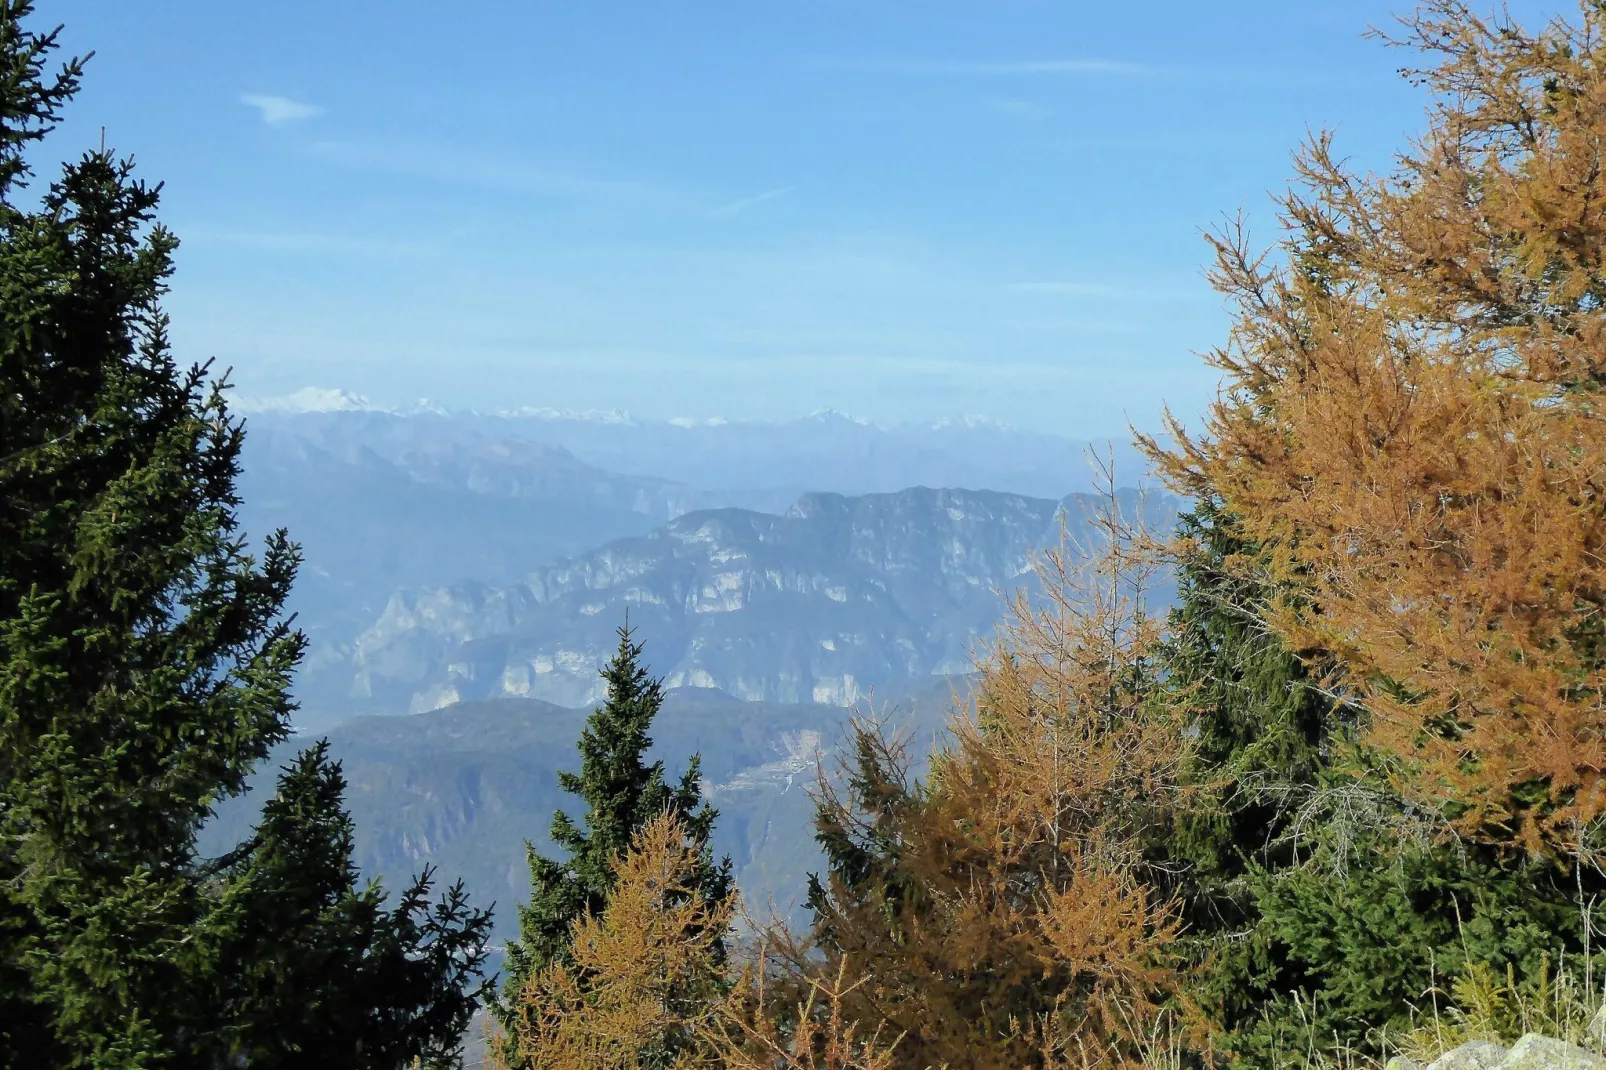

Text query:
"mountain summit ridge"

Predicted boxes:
[[346, 485, 1178, 716]]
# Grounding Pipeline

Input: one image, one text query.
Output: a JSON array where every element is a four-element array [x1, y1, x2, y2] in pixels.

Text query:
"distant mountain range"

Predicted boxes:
[[344, 486, 1177, 719], [237, 408, 1168, 727], [239, 399, 1155, 500], [236, 412, 795, 715], [213, 402, 1183, 942], [479, 408, 1154, 500]]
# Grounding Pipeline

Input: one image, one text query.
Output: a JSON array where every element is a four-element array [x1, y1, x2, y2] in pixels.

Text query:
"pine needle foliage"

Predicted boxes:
[[706, 958, 903, 1070], [198, 743, 494, 1068], [493, 812, 733, 1070], [0, 4, 492, 1063], [1134, 2, 1606, 1051], [493, 815, 903, 1070], [1157, 499, 1334, 903], [1159, 500, 1601, 1066]]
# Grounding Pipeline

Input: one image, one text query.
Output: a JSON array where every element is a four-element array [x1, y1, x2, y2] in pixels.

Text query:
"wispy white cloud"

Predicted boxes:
[[305, 139, 682, 207], [710, 185, 796, 217], [813, 57, 1147, 76], [241, 93, 324, 126], [988, 98, 1054, 119]]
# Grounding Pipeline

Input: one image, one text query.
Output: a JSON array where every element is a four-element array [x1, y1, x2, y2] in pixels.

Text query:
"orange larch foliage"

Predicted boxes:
[[1147, 0, 1606, 857], [491, 812, 900, 1070], [807, 479, 1190, 1070], [491, 812, 731, 1070]]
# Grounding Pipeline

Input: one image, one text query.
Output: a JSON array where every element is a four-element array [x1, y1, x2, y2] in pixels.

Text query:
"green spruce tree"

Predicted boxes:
[[496, 624, 732, 1039], [198, 743, 492, 1067], [804, 720, 922, 956], [0, 4, 491, 1065], [1157, 497, 1334, 936]]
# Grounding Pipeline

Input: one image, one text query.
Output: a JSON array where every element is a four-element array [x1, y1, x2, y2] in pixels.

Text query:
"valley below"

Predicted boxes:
[[200, 682, 962, 946]]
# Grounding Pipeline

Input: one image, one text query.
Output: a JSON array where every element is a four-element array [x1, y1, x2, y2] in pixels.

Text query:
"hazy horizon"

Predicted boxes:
[[233, 382, 1179, 437]]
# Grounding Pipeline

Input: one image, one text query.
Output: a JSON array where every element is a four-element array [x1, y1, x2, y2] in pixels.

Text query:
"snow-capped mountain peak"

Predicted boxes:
[[236, 387, 378, 414]]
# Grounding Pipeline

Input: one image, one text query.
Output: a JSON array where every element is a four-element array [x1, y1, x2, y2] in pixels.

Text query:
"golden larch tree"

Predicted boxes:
[[704, 956, 904, 1070], [1147, 0, 1606, 857], [806, 477, 1190, 1070]]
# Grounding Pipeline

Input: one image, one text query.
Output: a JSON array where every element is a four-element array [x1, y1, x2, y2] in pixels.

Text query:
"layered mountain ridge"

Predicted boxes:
[[349, 486, 1179, 715], [236, 409, 1171, 729]]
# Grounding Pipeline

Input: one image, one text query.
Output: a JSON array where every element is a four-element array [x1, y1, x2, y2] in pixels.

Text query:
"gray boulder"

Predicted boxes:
[[1589, 1007, 1606, 1051], [1500, 1033, 1606, 1069], [1429, 1040, 1508, 1069]]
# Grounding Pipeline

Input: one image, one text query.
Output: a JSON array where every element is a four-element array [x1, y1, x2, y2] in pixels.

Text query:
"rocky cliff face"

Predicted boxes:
[[239, 414, 800, 724], [348, 486, 1178, 713]]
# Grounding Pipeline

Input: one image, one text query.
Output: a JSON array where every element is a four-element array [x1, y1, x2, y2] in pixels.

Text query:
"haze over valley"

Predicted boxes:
[[220, 395, 1173, 928]]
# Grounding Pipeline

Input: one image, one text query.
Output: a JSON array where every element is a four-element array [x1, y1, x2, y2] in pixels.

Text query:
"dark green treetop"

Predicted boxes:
[[197, 742, 493, 1067], [804, 718, 923, 956]]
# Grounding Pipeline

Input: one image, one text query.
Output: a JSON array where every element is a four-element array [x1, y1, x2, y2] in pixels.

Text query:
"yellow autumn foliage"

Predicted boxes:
[[805, 478, 1191, 1070], [1147, 0, 1606, 856], [491, 812, 730, 1070]]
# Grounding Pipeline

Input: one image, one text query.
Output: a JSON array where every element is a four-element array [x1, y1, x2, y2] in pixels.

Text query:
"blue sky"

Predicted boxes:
[[47, 0, 1564, 436]]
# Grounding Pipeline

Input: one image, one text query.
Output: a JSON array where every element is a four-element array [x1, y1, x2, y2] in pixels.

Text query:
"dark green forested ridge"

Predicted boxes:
[[0, 2, 491, 1066]]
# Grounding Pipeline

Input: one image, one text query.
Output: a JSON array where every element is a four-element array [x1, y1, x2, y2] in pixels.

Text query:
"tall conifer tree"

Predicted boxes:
[[0, 4, 491, 1065], [496, 624, 732, 1055], [1157, 498, 1333, 927]]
